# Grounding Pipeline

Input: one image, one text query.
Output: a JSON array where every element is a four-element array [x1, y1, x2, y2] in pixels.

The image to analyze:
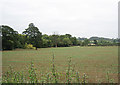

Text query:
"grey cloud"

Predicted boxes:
[[1, 0, 119, 38]]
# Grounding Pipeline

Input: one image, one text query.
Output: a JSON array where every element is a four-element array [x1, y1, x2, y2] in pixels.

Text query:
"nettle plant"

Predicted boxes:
[[2, 55, 115, 83]]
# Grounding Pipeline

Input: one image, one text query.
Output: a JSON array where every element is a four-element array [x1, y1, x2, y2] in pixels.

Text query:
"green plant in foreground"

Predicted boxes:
[[3, 65, 25, 83], [46, 73, 50, 83], [106, 71, 114, 84], [51, 54, 58, 83], [3, 66, 13, 83], [2, 55, 116, 83], [82, 73, 88, 84], [76, 72, 80, 83], [28, 61, 38, 83], [40, 73, 46, 83], [66, 57, 72, 84]]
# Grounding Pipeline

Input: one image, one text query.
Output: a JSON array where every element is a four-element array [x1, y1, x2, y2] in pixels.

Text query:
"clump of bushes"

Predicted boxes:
[[24, 43, 36, 49]]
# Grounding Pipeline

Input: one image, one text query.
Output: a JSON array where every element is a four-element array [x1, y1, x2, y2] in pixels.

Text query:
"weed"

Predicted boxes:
[[28, 61, 38, 83], [2, 55, 115, 84], [66, 57, 72, 84], [51, 54, 58, 83], [76, 72, 80, 83]]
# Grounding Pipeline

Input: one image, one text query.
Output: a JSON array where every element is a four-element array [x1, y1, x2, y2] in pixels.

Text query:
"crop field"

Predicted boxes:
[[2, 46, 118, 83]]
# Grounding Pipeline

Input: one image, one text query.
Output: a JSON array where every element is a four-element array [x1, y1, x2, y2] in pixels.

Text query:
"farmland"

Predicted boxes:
[[2, 46, 118, 83]]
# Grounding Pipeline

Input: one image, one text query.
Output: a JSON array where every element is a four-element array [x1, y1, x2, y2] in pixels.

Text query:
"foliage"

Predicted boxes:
[[2, 55, 115, 83], [22, 23, 42, 50], [82, 39, 90, 46], [28, 61, 38, 83], [42, 34, 52, 47], [50, 34, 59, 47], [1, 24, 118, 50], [1, 25, 19, 50], [93, 40, 98, 45], [51, 54, 58, 83], [24, 43, 35, 49], [66, 57, 72, 83], [63, 38, 72, 47]]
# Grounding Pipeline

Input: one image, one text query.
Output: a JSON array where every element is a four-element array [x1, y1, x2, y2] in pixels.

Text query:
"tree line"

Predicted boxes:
[[0, 23, 119, 50]]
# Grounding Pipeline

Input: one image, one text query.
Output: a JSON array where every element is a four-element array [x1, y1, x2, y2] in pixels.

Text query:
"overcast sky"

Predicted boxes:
[[0, 0, 119, 38]]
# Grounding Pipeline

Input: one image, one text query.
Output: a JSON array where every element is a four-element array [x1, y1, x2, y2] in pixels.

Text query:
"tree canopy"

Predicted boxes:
[[22, 23, 42, 50], [1, 25, 18, 50], [1, 23, 119, 50]]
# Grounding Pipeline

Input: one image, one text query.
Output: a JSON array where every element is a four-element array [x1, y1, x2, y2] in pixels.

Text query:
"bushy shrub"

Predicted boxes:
[[24, 43, 35, 49]]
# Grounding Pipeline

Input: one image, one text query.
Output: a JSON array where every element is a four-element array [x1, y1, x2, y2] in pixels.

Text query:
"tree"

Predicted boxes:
[[22, 23, 42, 50], [77, 40, 82, 46], [50, 32, 59, 47], [65, 34, 72, 38], [70, 37, 78, 46], [82, 39, 89, 46], [93, 40, 98, 45], [1, 25, 18, 50], [63, 38, 72, 47], [17, 34, 26, 48], [42, 34, 52, 47]]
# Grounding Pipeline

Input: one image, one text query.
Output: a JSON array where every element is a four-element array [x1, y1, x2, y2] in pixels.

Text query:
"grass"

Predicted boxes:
[[2, 46, 118, 83]]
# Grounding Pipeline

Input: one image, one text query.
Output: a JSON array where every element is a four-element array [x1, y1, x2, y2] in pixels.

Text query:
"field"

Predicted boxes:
[[2, 46, 118, 83]]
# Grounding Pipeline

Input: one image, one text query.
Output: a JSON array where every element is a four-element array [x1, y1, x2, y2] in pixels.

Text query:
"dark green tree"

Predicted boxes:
[[77, 40, 82, 46], [1, 25, 18, 50], [65, 34, 72, 38], [82, 39, 90, 46], [17, 34, 26, 48], [42, 34, 52, 47], [22, 23, 42, 50], [93, 40, 98, 45], [63, 37, 72, 47], [50, 32, 59, 47], [70, 37, 78, 46]]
